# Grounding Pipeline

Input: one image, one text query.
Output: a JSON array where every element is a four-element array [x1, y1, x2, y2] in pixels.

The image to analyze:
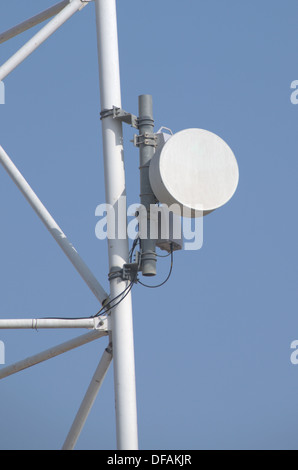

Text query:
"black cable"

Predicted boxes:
[[100, 278, 135, 315], [137, 243, 174, 289], [129, 235, 140, 263], [40, 237, 173, 322], [92, 277, 136, 318], [43, 276, 136, 322], [92, 236, 140, 318], [155, 251, 172, 258]]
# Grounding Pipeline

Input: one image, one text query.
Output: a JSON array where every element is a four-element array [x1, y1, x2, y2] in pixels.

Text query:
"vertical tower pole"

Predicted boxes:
[[138, 95, 157, 276], [94, 0, 139, 450]]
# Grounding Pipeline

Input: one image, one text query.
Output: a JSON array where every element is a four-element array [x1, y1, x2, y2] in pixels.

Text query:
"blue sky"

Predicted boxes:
[[0, 0, 298, 450]]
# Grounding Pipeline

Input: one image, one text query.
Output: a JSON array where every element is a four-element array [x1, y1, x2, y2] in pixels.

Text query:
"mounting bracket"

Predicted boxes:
[[100, 106, 139, 129], [133, 132, 158, 148], [108, 262, 140, 284]]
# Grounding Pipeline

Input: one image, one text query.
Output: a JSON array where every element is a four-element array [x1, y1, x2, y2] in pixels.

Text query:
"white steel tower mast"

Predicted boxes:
[[0, 0, 238, 450]]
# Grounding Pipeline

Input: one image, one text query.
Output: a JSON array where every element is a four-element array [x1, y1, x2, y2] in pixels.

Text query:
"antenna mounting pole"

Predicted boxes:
[[138, 94, 157, 276]]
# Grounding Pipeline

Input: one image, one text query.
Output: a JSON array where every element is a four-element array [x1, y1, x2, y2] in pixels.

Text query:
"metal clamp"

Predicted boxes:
[[108, 263, 139, 283], [133, 132, 158, 148], [122, 263, 139, 282], [100, 106, 138, 129]]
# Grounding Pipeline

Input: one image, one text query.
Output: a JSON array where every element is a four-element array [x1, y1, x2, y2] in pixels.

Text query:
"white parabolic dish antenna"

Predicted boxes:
[[149, 128, 239, 217]]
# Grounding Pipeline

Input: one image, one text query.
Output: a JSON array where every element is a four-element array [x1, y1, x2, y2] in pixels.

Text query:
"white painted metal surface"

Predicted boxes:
[[0, 145, 108, 305], [0, 330, 106, 380], [0, 0, 88, 81], [62, 345, 113, 450], [95, 0, 139, 450], [0, 0, 69, 45], [149, 128, 239, 216], [0, 317, 108, 330]]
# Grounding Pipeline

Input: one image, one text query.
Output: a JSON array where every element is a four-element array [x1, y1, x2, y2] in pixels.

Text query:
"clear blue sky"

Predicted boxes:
[[0, 0, 298, 450]]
